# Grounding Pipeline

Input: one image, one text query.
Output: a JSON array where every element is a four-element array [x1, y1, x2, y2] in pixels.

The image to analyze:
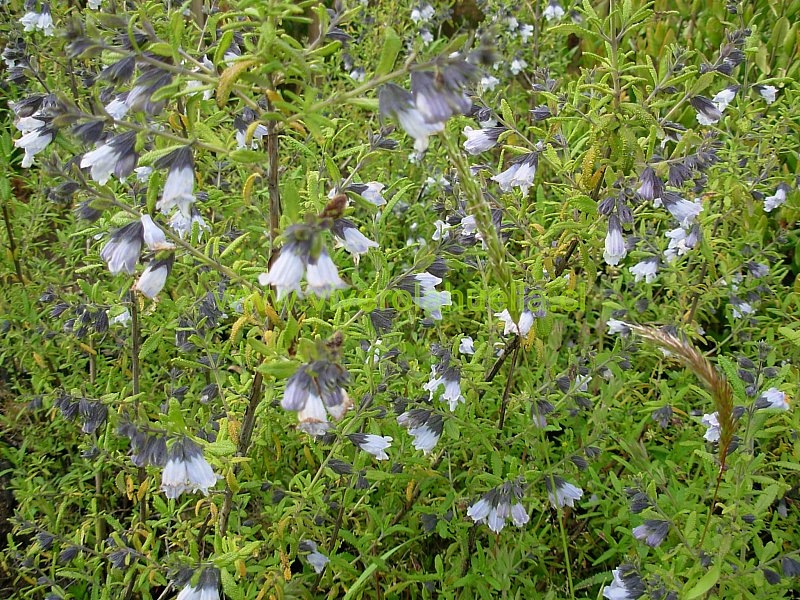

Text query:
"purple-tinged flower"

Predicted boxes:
[[156, 146, 195, 216], [756, 387, 789, 411], [480, 74, 500, 92], [410, 4, 435, 22], [234, 116, 268, 149], [462, 126, 505, 155], [467, 479, 528, 533], [161, 437, 219, 499], [663, 225, 700, 262], [177, 567, 220, 600], [432, 219, 453, 241], [661, 192, 703, 227], [104, 94, 129, 120], [510, 57, 528, 75], [636, 166, 663, 201], [349, 433, 392, 460], [691, 96, 723, 126], [491, 152, 538, 195], [424, 362, 464, 411], [306, 249, 348, 298], [411, 64, 475, 124], [125, 65, 173, 115], [712, 85, 739, 112], [332, 219, 378, 263], [603, 215, 627, 266], [607, 318, 631, 335], [632, 519, 670, 547], [100, 221, 144, 275], [133, 255, 174, 299], [398, 272, 452, 319], [397, 408, 443, 454], [80, 132, 138, 186], [20, 5, 54, 36], [602, 565, 646, 600], [495, 308, 534, 337], [519, 23, 534, 42], [731, 296, 754, 319], [459, 336, 475, 355], [754, 84, 778, 104], [169, 207, 209, 240], [629, 257, 659, 283], [281, 359, 351, 436], [14, 125, 54, 168], [546, 476, 583, 508], [299, 541, 329, 574], [531, 399, 554, 428], [343, 182, 386, 206], [544, 0, 566, 21], [702, 412, 720, 442], [139, 214, 168, 248], [379, 84, 445, 156], [764, 183, 790, 212]]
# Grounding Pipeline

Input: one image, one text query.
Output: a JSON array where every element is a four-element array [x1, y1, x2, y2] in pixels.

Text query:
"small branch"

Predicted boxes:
[[1, 198, 23, 283], [497, 341, 520, 431], [218, 370, 264, 536]]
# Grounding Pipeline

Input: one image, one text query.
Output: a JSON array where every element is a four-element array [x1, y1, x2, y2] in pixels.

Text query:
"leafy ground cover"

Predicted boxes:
[[1, 0, 799, 598]]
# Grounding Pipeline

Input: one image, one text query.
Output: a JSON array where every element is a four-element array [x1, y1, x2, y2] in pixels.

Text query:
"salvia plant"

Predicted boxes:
[[1, 0, 799, 598]]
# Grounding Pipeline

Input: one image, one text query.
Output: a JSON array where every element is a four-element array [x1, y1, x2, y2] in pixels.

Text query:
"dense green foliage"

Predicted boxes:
[[1, 0, 799, 598]]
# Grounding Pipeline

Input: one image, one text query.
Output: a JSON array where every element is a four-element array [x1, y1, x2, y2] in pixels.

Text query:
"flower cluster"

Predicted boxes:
[[281, 357, 351, 436], [160, 438, 219, 499], [379, 55, 480, 157], [466, 479, 529, 533]]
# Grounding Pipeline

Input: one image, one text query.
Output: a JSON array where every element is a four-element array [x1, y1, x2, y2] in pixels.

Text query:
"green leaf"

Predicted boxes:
[[685, 566, 720, 599], [375, 26, 402, 76]]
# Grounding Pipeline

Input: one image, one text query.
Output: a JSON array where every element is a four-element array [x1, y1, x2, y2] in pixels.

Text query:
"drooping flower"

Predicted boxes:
[[397, 408, 443, 454], [411, 63, 475, 124], [398, 272, 452, 320], [379, 84, 445, 156], [133, 255, 174, 299], [510, 57, 527, 75], [691, 96, 723, 126], [156, 146, 195, 216], [281, 359, 351, 436], [344, 182, 386, 206], [754, 84, 778, 104], [20, 5, 55, 36], [234, 110, 269, 149], [459, 336, 475, 355], [462, 126, 505, 155], [763, 183, 790, 212], [332, 218, 378, 263], [603, 215, 627, 266], [544, 0, 566, 21], [606, 319, 631, 335], [663, 225, 700, 262], [467, 479, 529, 533], [176, 568, 220, 600], [701, 412, 720, 442], [410, 4, 435, 23], [491, 152, 538, 195], [424, 361, 464, 411], [125, 65, 174, 115], [661, 192, 703, 227], [546, 475, 583, 508], [632, 519, 670, 547], [756, 387, 790, 411], [495, 308, 534, 337], [14, 124, 54, 168], [306, 249, 348, 298], [80, 132, 139, 186], [100, 221, 144, 275], [169, 207, 210, 240], [177, 568, 220, 600], [299, 541, 329, 574], [712, 85, 739, 112], [629, 257, 659, 283], [636, 166, 663, 201], [161, 437, 219, 499], [602, 565, 646, 600], [349, 433, 392, 460]]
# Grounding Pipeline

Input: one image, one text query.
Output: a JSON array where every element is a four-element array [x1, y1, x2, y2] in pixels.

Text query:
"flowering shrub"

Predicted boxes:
[[1, 0, 799, 598]]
